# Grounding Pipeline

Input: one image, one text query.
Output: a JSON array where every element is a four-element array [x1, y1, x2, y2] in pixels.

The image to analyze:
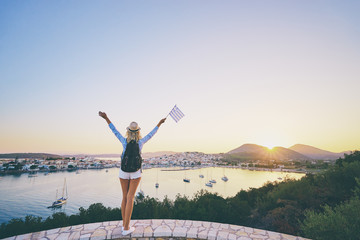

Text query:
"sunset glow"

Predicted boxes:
[[1, 1, 360, 154]]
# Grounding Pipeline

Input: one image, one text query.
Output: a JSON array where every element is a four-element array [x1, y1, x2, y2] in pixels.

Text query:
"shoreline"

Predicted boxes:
[[0, 164, 312, 176]]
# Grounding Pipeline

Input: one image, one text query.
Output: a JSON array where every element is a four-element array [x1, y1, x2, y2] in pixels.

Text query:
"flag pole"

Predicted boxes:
[[166, 105, 176, 118]]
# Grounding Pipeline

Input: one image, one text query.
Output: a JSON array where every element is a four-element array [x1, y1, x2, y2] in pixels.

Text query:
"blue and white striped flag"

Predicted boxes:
[[168, 105, 185, 123]]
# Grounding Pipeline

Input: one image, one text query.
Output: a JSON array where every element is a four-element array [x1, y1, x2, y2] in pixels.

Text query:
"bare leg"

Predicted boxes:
[[119, 178, 130, 227], [123, 177, 141, 230]]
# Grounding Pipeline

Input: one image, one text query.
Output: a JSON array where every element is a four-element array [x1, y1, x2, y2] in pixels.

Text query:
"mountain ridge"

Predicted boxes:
[[227, 143, 351, 161]]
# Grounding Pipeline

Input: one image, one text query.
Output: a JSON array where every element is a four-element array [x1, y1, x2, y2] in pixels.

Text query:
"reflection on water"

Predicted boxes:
[[0, 167, 304, 224]]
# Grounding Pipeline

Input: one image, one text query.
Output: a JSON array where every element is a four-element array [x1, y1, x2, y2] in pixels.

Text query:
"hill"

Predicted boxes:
[[227, 144, 310, 161], [289, 144, 346, 160], [0, 153, 63, 159]]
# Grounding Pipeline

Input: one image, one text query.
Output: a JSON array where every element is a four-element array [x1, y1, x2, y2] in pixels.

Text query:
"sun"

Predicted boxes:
[[262, 143, 277, 150]]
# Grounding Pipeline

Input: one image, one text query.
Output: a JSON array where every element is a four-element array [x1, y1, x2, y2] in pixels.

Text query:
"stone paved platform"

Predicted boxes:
[[2, 219, 310, 240]]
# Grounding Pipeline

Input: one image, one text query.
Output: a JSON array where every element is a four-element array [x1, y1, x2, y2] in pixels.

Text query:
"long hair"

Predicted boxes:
[[126, 130, 141, 143]]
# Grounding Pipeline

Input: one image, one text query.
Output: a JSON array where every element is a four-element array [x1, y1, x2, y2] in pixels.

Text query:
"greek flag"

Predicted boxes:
[[168, 105, 185, 123]]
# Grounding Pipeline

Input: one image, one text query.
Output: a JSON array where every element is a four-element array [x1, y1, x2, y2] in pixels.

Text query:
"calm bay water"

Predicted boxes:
[[0, 167, 304, 224]]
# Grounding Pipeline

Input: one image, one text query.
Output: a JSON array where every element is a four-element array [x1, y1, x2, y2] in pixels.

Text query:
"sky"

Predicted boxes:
[[0, 0, 360, 155]]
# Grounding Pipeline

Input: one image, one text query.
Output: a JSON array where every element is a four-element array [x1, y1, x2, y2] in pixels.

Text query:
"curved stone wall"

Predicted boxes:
[[2, 219, 310, 240]]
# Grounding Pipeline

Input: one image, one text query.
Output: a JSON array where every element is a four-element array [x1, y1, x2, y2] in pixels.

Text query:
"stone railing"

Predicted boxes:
[[2, 219, 310, 240]]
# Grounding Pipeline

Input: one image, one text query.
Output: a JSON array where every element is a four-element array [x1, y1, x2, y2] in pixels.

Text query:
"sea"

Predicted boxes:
[[0, 166, 305, 224]]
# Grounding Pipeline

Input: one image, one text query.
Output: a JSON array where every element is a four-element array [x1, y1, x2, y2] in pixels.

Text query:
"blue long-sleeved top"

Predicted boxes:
[[108, 123, 159, 159]]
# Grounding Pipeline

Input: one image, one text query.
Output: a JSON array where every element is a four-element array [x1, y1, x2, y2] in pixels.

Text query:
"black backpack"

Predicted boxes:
[[121, 140, 142, 173]]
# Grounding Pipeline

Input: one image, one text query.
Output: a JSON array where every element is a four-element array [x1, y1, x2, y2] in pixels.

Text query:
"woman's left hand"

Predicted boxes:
[[157, 118, 166, 127]]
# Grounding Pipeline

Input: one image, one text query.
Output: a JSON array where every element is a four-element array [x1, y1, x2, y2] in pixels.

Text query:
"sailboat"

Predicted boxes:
[[205, 168, 213, 187], [199, 168, 204, 178], [48, 178, 68, 208], [221, 168, 228, 182], [183, 170, 190, 183], [205, 182, 213, 187], [155, 168, 159, 188], [209, 168, 216, 183]]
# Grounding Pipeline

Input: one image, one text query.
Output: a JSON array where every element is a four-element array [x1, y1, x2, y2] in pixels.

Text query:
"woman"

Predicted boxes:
[[99, 111, 166, 235]]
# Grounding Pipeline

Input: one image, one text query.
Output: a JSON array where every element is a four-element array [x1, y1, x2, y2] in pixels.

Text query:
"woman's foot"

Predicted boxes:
[[122, 226, 135, 235]]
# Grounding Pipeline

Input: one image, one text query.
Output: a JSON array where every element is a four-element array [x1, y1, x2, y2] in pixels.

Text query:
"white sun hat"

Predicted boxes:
[[127, 122, 141, 132]]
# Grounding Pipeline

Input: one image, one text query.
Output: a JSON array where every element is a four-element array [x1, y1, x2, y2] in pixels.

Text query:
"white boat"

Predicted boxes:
[[183, 170, 190, 183], [205, 182, 213, 187], [48, 178, 68, 208], [221, 168, 228, 182]]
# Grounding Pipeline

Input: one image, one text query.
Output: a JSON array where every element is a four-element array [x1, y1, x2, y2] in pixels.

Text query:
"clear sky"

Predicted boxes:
[[1, 1, 359, 155]]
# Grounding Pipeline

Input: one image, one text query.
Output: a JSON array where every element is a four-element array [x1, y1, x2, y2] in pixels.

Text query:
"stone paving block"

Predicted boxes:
[[211, 222, 220, 229], [59, 226, 71, 233], [151, 219, 163, 229], [55, 232, 70, 240], [129, 220, 138, 226], [143, 226, 154, 237], [105, 225, 117, 231], [202, 221, 211, 228], [90, 228, 107, 240], [164, 219, 175, 225], [216, 230, 229, 240], [172, 226, 187, 237], [237, 237, 252, 240], [154, 225, 172, 237], [108, 220, 119, 226], [229, 225, 243, 231], [207, 229, 218, 240], [174, 220, 185, 226], [253, 228, 266, 235], [111, 227, 123, 239], [15, 233, 32, 240], [69, 231, 81, 240], [137, 219, 152, 225], [47, 228, 60, 235], [46, 234, 58, 240], [167, 223, 175, 230], [79, 233, 91, 240], [131, 226, 145, 238], [219, 224, 229, 230], [84, 223, 102, 231], [191, 221, 202, 228], [267, 230, 281, 240], [235, 230, 248, 237], [184, 220, 192, 227], [80, 230, 95, 235], [198, 229, 209, 239], [243, 227, 254, 234], [186, 227, 198, 238], [249, 233, 268, 239], [71, 224, 84, 231], [31, 230, 46, 239], [228, 233, 237, 240]]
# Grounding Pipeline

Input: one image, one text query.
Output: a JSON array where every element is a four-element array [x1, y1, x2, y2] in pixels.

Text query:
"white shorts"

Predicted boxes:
[[118, 168, 142, 179]]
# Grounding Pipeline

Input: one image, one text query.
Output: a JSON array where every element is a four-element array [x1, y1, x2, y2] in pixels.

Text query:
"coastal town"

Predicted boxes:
[[0, 151, 322, 175], [0, 152, 223, 174]]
